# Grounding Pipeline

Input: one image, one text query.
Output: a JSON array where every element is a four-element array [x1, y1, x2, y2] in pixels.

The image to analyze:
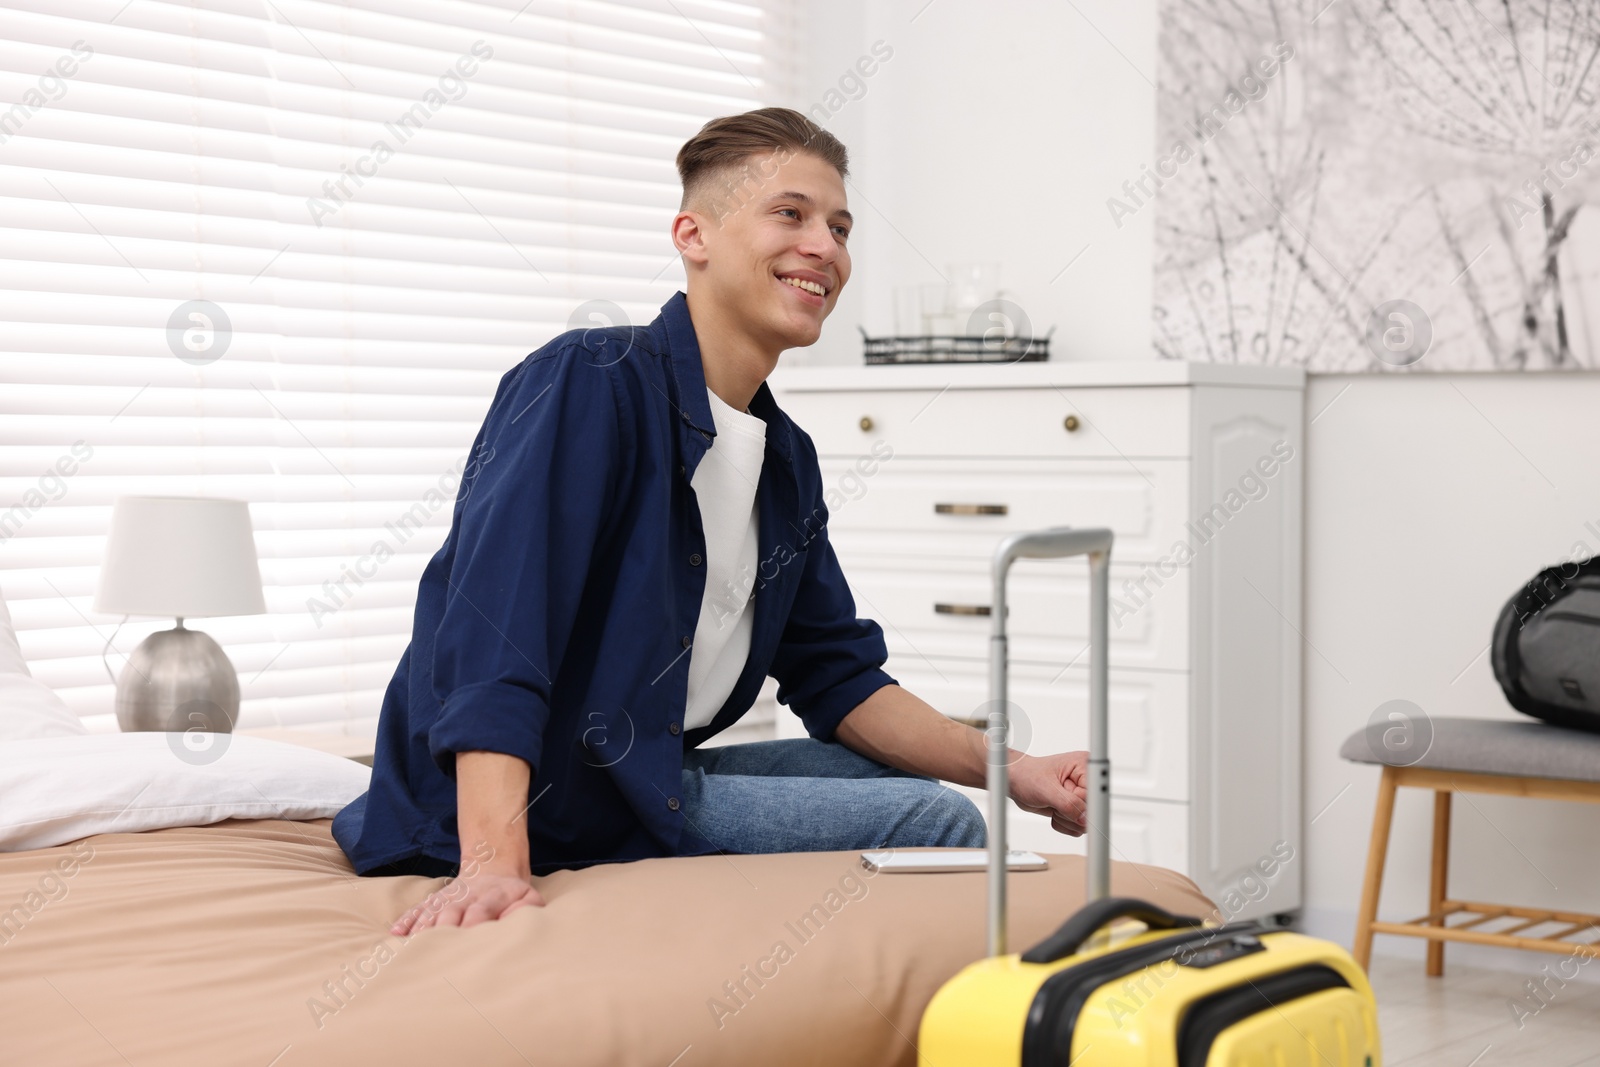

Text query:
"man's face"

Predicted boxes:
[[676, 150, 852, 351]]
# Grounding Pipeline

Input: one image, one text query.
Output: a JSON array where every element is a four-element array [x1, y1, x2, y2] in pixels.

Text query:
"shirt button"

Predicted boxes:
[[681, 410, 691, 422], [667, 796, 680, 811], [679, 464, 686, 476], [689, 553, 702, 566], [668, 721, 680, 735], [681, 635, 692, 649]]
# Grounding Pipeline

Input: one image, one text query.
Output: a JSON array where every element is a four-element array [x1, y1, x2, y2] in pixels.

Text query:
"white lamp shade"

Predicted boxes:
[[94, 496, 267, 619]]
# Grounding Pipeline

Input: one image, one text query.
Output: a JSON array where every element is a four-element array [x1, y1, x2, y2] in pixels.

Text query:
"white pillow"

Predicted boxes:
[[0, 732, 370, 852], [0, 585, 88, 740]]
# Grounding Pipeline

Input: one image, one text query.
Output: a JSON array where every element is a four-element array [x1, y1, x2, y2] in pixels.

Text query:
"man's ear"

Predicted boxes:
[[672, 210, 711, 269]]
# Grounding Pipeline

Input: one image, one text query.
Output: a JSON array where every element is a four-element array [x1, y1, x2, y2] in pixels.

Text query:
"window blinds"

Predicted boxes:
[[0, 0, 795, 735]]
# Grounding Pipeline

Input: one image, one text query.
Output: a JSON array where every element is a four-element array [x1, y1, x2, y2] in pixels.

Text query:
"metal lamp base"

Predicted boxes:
[[115, 621, 241, 733]]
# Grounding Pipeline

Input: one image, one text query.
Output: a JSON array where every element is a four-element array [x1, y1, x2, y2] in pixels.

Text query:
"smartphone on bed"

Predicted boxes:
[[859, 849, 1048, 874]]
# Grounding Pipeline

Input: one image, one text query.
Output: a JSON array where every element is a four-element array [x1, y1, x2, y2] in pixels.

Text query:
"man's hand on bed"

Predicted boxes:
[[1007, 750, 1090, 837], [390, 867, 545, 936], [390, 750, 545, 936]]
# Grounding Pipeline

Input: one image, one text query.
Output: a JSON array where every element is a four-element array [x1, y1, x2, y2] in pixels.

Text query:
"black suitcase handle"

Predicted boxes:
[[1020, 896, 1203, 964]]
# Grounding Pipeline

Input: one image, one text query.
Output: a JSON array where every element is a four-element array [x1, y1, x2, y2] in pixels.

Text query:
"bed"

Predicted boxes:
[[0, 815, 1214, 1066], [0, 588, 1214, 1065]]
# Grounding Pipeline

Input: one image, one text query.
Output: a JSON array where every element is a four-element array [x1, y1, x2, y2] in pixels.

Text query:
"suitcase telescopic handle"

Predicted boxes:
[[1018, 897, 1203, 964], [986, 526, 1113, 959]]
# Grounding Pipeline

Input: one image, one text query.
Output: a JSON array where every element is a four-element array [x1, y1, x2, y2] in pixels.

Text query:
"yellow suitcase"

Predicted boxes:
[[917, 528, 1382, 1066]]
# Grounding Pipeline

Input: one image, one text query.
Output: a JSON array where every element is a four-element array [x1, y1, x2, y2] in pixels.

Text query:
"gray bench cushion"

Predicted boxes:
[[1340, 716, 1600, 783]]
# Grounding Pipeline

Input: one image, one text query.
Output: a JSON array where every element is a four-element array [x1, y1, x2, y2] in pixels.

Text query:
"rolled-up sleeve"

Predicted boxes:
[[427, 345, 625, 780], [768, 494, 898, 742]]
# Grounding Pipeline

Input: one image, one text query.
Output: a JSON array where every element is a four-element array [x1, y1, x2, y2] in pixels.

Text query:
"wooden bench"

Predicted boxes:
[[1341, 716, 1600, 975]]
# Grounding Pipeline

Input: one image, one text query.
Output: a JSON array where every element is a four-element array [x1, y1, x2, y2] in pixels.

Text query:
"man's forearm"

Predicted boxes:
[[455, 750, 533, 877], [832, 683, 1021, 789]]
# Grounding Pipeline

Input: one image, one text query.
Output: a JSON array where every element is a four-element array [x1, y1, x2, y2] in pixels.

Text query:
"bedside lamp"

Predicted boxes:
[[93, 496, 266, 733]]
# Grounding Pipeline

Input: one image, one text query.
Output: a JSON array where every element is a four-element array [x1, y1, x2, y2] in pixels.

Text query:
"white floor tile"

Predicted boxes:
[[1370, 954, 1600, 1065]]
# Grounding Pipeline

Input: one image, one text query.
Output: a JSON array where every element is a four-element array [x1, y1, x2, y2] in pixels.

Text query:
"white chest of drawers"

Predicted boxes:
[[762, 360, 1306, 922]]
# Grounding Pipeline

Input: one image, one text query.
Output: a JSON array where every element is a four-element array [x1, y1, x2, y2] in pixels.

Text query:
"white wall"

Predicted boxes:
[[1302, 372, 1600, 973], [793, 0, 1600, 973], [786, 0, 1156, 366]]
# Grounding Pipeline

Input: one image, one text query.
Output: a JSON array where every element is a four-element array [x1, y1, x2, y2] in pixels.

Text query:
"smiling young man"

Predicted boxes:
[[331, 108, 1091, 934]]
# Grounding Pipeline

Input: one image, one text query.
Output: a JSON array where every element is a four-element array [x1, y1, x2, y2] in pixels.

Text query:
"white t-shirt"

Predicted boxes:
[[682, 386, 767, 731]]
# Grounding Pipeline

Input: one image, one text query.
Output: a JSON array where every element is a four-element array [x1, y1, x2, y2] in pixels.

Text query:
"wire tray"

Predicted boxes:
[[860, 326, 1052, 365]]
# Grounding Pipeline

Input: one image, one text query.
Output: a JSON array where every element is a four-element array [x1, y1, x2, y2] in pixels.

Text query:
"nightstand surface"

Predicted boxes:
[[236, 728, 375, 766]]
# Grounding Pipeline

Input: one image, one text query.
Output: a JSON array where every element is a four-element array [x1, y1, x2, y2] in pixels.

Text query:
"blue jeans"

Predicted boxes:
[[679, 737, 988, 854]]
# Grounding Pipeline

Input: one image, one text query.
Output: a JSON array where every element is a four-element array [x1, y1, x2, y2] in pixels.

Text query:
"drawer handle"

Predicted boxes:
[[1063, 414, 1081, 432], [934, 503, 1008, 516], [934, 602, 992, 616], [859, 415, 874, 432]]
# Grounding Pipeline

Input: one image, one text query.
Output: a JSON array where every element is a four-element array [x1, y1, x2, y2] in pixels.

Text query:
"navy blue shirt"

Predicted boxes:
[[332, 291, 898, 877]]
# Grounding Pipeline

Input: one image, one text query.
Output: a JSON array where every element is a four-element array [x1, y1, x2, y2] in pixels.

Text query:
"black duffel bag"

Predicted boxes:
[[1492, 556, 1600, 734]]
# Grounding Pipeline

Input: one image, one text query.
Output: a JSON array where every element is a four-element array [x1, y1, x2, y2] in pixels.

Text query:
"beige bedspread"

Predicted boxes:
[[0, 818, 1214, 1066]]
